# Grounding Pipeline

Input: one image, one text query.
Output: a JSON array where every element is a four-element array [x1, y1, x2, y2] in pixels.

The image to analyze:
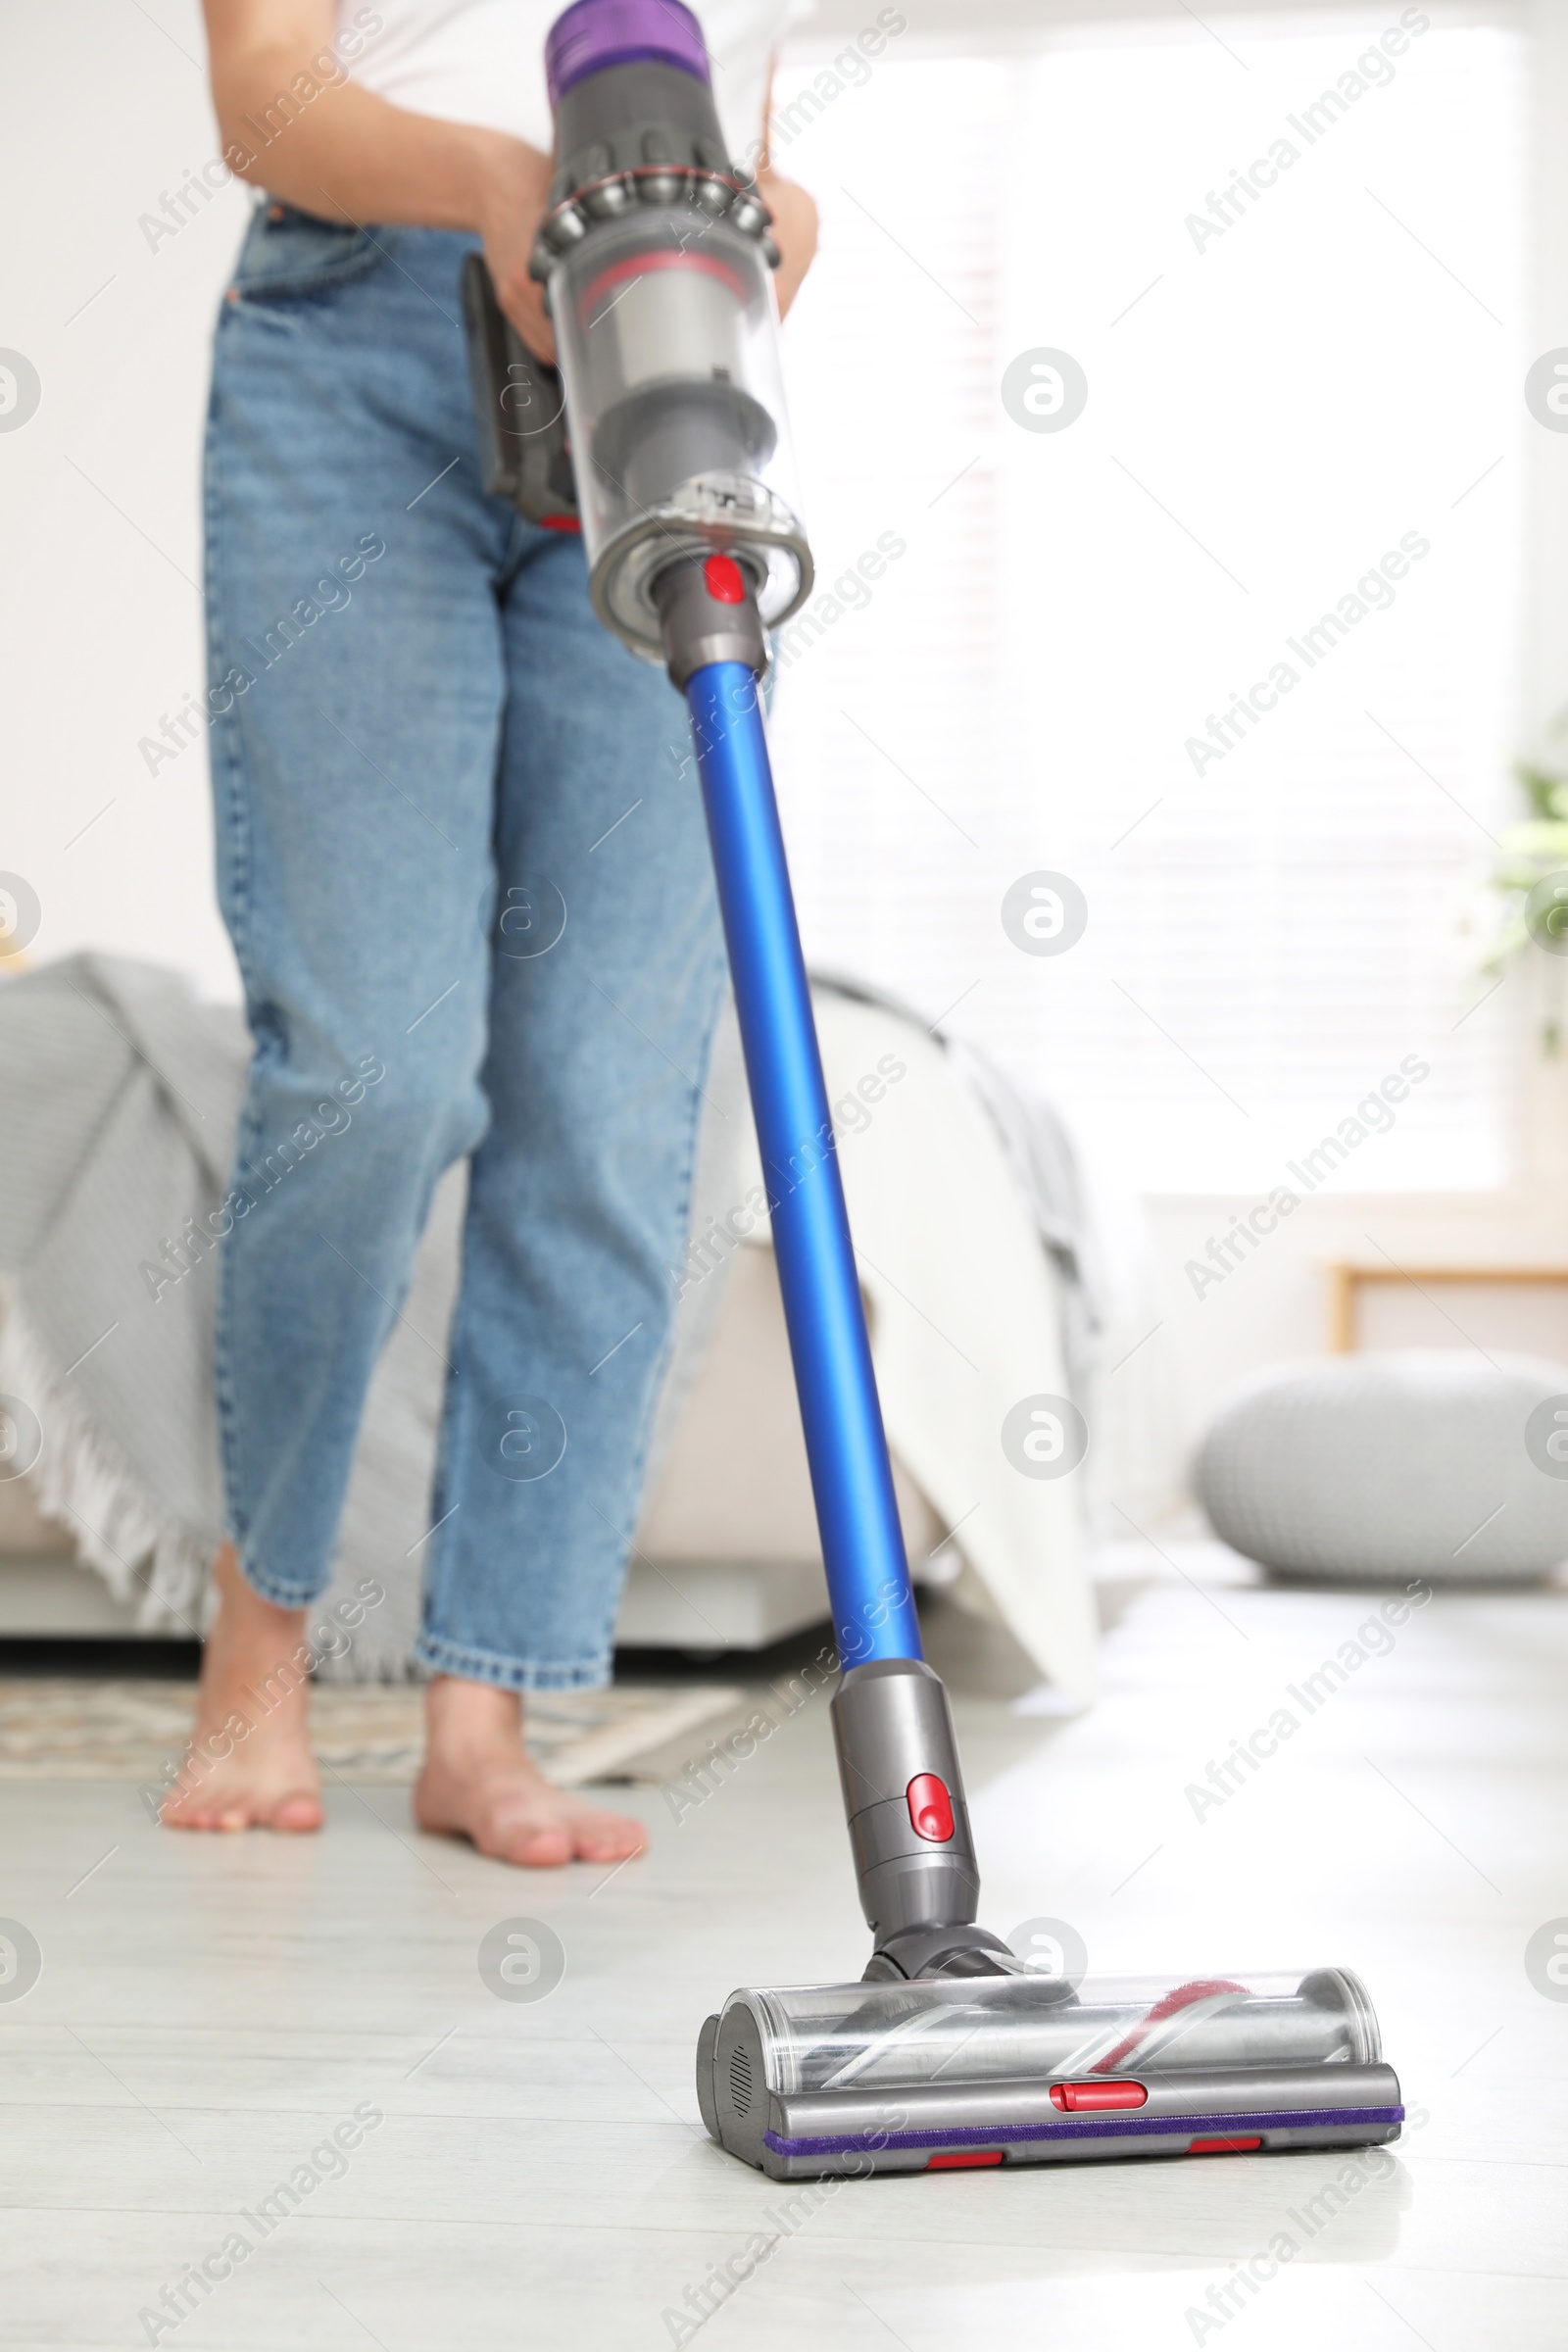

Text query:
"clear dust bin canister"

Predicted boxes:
[[549, 208, 810, 657], [697, 1967, 1405, 2180]]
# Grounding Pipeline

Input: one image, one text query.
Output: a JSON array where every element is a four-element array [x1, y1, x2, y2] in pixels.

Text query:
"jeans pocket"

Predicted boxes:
[[230, 199, 390, 302]]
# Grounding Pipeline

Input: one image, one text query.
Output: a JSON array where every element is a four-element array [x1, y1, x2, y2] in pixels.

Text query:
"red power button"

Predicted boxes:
[[906, 1774, 955, 1841], [703, 553, 747, 605]]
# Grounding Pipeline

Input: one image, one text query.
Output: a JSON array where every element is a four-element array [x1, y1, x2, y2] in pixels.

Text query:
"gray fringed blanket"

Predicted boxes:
[[0, 955, 740, 1678]]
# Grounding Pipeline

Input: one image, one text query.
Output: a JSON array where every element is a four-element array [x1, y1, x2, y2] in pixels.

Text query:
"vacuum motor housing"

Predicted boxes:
[[511, 0, 812, 662]]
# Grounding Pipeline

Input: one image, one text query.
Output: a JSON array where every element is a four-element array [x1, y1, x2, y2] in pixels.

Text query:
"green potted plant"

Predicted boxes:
[[1481, 740, 1568, 1054]]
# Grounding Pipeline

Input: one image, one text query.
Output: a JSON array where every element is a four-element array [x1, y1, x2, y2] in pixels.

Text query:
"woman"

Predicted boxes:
[[167, 0, 816, 1861]]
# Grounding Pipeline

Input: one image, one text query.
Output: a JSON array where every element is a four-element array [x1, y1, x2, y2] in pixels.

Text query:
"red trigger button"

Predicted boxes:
[[906, 1774, 954, 1842], [704, 553, 746, 605]]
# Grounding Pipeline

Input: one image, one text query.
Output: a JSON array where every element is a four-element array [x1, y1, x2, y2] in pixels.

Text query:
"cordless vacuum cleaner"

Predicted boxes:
[[466, 0, 1405, 2180]]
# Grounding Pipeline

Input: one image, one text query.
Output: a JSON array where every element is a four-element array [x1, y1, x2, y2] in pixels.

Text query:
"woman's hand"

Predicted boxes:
[[470, 132, 560, 364], [758, 169, 819, 319]]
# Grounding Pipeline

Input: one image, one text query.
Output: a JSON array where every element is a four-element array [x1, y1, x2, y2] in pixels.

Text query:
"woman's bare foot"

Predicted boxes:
[[414, 1677, 648, 1868], [160, 1544, 324, 1835]]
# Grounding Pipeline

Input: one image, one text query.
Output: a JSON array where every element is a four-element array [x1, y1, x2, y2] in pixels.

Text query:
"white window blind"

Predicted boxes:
[[767, 17, 1527, 1191]]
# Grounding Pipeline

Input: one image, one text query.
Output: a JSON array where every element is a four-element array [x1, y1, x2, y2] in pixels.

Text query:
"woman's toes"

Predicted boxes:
[[576, 1818, 646, 1862], [162, 1796, 214, 1830], [161, 1779, 322, 1835], [498, 1822, 573, 1868], [413, 1748, 651, 1871], [270, 1792, 324, 1834]]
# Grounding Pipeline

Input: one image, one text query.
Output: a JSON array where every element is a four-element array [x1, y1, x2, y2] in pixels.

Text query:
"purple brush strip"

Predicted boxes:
[[765, 2104, 1405, 2159]]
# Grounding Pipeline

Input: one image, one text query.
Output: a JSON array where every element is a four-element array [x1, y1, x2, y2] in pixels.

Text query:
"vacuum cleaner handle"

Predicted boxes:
[[460, 253, 580, 530]]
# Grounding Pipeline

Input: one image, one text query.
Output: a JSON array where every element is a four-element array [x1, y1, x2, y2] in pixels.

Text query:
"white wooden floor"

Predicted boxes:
[[3, 1546, 1565, 2349]]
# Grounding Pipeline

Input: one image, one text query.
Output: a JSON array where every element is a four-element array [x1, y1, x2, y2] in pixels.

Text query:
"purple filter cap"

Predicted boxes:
[[546, 0, 711, 104]]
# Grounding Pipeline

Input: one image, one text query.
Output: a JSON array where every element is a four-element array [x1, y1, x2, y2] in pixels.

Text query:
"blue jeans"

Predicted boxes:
[[204, 204, 726, 1690]]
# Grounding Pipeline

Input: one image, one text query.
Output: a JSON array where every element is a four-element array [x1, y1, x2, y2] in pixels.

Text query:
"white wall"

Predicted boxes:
[[2, 0, 249, 1003], [4, 0, 1563, 1458], [1155, 0, 1568, 1442]]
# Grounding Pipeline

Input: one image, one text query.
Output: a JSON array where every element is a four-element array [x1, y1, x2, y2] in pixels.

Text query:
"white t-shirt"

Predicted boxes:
[[337, 0, 807, 164]]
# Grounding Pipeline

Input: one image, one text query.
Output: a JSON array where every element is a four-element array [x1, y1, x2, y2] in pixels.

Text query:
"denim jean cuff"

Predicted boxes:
[[235, 1548, 331, 1611], [414, 1631, 613, 1693]]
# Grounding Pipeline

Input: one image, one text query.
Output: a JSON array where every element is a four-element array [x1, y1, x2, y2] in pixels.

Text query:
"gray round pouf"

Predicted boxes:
[[1196, 1349, 1568, 1583]]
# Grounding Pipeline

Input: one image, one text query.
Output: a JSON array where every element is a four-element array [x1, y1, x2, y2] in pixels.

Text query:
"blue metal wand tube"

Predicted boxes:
[[684, 661, 923, 1666]]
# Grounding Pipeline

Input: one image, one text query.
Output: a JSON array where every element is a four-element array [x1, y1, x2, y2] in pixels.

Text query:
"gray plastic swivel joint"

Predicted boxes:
[[831, 1659, 1016, 1982]]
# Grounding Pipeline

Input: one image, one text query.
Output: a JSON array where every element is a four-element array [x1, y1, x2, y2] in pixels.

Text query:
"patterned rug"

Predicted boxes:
[[0, 1679, 745, 1787]]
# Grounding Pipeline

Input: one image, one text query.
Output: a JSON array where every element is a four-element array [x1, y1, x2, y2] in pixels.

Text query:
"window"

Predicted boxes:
[[768, 15, 1527, 1190]]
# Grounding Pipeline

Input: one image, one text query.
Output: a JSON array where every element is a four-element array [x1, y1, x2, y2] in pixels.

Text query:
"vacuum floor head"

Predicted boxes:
[[698, 1966, 1402, 2180]]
